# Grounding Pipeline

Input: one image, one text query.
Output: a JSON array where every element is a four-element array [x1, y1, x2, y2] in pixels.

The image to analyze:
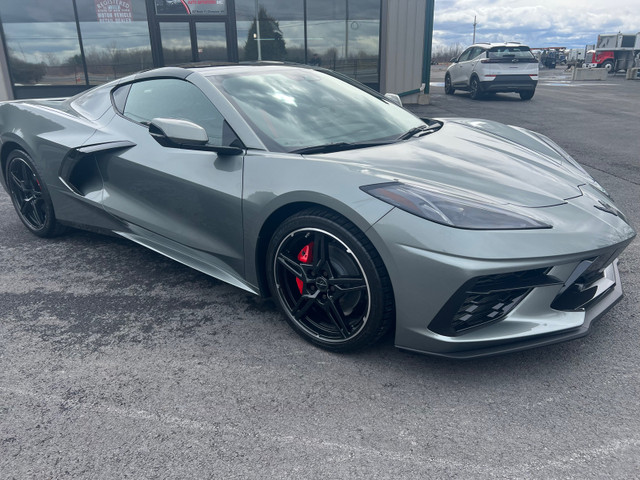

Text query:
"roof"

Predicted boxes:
[[470, 42, 530, 49]]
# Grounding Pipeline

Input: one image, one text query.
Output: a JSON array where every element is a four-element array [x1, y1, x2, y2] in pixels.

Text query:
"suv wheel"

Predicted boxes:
[[469, 76, 482, 100], [519, 90, 535, 101], [444, 74, 455, 95]]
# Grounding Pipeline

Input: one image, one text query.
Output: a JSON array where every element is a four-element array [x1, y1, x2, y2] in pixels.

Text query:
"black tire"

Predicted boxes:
[[444, 74, 455, 95], [266, 208, 394, 352], [469, 76, 482, 100], [5, 149, 66, 237], [602, 60, 615, 74], [519, 90, 535, 101]]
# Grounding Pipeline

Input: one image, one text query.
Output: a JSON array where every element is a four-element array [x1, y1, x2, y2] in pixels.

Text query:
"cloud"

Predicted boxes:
[[434, 0, 640, 49]]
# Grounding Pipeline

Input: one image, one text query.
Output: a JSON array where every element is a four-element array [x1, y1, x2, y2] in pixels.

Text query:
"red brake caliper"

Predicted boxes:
[[296, 242, 313, 294]]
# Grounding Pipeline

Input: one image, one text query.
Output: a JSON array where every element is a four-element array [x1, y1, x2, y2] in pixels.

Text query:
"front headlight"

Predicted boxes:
[[361, 183, 551, 230]]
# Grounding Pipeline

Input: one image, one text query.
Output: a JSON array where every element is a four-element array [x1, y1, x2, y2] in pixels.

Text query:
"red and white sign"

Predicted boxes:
[[95, 0, 133, 23]]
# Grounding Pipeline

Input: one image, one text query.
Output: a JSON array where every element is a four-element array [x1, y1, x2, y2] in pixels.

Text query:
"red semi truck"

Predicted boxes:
[[586, 32, 640, 73]]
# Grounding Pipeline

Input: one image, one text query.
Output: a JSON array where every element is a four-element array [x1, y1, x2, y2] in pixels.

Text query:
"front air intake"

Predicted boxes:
[[429, 268, 562, 336]]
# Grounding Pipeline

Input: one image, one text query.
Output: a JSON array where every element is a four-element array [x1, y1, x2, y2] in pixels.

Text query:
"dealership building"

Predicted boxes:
[[0, 0, 434, 103]]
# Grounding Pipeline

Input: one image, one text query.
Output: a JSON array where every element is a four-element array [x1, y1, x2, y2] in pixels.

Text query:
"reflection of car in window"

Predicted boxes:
[[445, 42, 539, 100]]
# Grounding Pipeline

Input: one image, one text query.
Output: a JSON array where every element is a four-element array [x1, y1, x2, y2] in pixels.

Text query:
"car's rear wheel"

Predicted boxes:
[[5, 149, 65, 237], [266, 209, 394, 351], [444, 74, 455, 95], [469, 76, 482, 100], [519, 90, 535, 100]]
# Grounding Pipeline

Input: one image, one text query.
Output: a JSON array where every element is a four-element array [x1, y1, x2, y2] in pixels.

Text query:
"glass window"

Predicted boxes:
[[488, 46, 537, 61], [121, 78, 228, 145], [0, 0, 86, 85], [155, 0, 226, 15], [196, 22, 227, 62], [307, 0, 380, 88], [469, 47, 484, 59], [70, 82, 116, 120], [235, 0, 304, 63], [207, 67, 422, 152], [457, 48, 473, 62], [76, 0, 153, 85], [160, 22, 193, 64]]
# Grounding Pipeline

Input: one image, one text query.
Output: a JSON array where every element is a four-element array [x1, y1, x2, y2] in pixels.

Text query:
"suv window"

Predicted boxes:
[[121, 78, 228, 145], [457, 48, 474, 62], [469, 47, 485, 60], [487, 46, 537, 62]]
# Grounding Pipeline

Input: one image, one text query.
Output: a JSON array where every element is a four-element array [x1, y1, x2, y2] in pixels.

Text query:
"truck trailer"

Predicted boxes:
[[586, 32, 640, 73]]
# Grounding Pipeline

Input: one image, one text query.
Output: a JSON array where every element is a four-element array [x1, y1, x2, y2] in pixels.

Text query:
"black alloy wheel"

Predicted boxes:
[[469, 76, 482, 100], [267, 209, 394, 351], [444, 74, 455, 95], [5, 150, 65, 237]]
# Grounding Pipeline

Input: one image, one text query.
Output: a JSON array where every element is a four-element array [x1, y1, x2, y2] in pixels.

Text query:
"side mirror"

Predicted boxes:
[[384, 93, 403, 107], [149, 118, 244, 155], [149, 118, 208, 147], [450, 57, 458, 63]]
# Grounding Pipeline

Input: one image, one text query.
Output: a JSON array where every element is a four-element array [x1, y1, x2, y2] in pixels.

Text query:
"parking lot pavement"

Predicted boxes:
[[1, 73, 639, 478]]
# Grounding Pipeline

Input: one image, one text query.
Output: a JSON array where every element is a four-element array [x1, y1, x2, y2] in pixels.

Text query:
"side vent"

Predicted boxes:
[[59, 141, 135, 197]]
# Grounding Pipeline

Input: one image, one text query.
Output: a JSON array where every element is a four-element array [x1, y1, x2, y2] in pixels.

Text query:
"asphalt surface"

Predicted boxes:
[[1, 67, 639, 479]]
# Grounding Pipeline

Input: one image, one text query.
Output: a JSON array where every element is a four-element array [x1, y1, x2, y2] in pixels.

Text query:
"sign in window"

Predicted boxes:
[[155, 0, 227, 15]]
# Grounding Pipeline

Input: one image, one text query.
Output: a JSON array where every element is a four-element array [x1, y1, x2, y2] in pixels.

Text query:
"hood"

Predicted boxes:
[[320, 118, 590, 208]]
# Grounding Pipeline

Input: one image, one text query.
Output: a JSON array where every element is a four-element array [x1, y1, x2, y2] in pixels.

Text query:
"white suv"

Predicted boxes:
[[445, 43, 539, 100]]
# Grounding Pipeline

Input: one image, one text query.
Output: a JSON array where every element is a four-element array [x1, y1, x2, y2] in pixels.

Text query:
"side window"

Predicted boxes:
[[470, 47, 485, 60], [458, 48, 473, 62], [120, 78, 230, 146]]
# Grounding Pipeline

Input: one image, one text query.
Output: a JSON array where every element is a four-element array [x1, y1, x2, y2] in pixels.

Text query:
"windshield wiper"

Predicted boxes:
[[290, 140, 394, 155], [397, 122, 443, 141]]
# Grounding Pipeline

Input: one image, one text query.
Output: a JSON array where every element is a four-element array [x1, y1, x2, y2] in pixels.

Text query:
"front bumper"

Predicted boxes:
[[367, 197, 635, 359], [399, 260, 623, 359]]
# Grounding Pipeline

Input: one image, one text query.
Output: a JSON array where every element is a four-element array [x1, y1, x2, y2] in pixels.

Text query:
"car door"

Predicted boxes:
[[458, 47, 484, 86], [450, 47, 473, 86], [99, 77, 247, 279]]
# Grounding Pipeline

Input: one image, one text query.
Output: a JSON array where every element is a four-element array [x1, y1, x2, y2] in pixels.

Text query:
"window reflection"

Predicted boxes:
[[307, 0, 380, 88], [80, 22, 153, 84], [0, 0, 85, 85], [0, 0, 382, 92], [234, 0, 380, 88], [196, 23, 228, 62], [234, 0, 304, 63], [160, 23, 193, 64], [77, 0, 152, 84]]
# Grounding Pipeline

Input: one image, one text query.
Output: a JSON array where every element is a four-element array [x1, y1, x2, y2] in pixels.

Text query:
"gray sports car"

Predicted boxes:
[[0, 64, 635, 358]]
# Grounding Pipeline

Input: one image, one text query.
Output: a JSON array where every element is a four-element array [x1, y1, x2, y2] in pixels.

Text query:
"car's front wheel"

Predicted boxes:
[[602, 60, 615, 74], [266, 209, 394, 351], [5, 149, 66, 237], [444, 74, 455, 95]]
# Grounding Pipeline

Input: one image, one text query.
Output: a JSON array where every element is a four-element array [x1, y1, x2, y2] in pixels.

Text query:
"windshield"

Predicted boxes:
[[206, 67, 425, 153]]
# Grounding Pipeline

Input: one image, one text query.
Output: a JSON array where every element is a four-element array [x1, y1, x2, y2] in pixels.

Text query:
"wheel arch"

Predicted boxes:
[[0, 138, 34, 190], [253, 200, 390, 298]]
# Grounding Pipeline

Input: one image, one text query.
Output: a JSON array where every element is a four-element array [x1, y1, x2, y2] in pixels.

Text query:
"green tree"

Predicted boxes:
[[244, 6, 286, 61]]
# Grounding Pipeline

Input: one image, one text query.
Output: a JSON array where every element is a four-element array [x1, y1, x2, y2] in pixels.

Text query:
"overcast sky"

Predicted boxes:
[[433, 0, 640, 50]]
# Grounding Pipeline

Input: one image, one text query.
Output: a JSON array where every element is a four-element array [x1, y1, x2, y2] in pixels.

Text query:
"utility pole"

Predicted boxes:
[[473, 15, 477, 43]]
